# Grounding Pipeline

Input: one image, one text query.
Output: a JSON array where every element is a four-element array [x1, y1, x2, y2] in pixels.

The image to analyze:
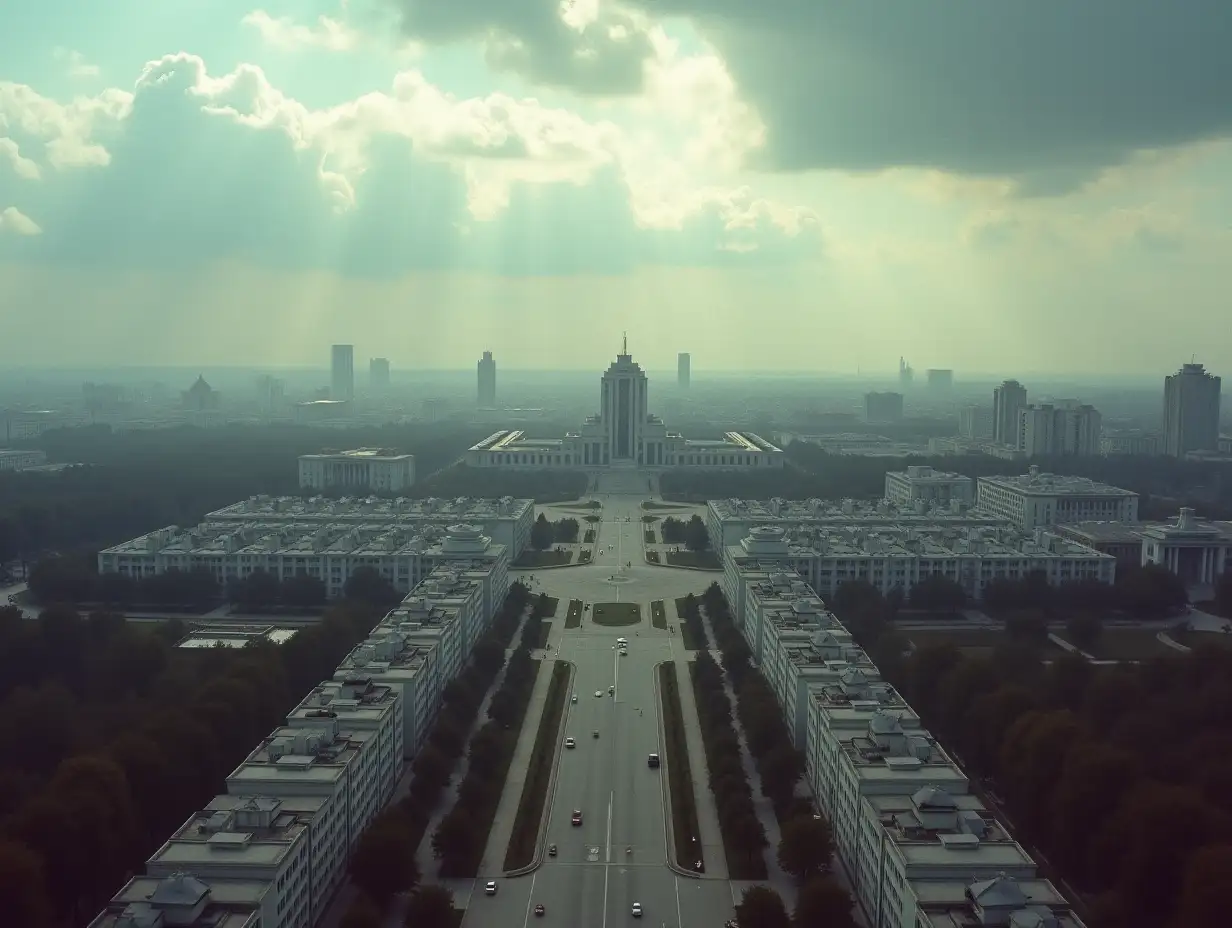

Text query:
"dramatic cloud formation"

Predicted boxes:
[[388, 0, 1232, 189], [0, 53, 819, 276]]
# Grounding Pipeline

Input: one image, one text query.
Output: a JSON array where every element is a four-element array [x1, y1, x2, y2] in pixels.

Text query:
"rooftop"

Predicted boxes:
[[710, 497, 999, 524], [228, 724, 373, 787], [840, 715, 966, 787], [978, 471, 1137, 498], [289, 677, 401, 729], [205, 495, 531, 522], [916, 875, 1085, 928], [869, 790, 1031, 869], [735, 525, 1111, 561], [149, 796, 320, 872], [889, 466, 973, 483], [300, 448, 412, 461], [334, 627, 444, 680], [811, 681, 917, 728], [176, 624, 299, 650], [89, 873, 264, 928]]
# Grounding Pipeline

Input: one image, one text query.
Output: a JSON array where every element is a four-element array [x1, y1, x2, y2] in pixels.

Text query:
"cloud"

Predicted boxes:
[[241, 10, 362, 52], [0, 137, 41, 180], [53, 48, 101, 79], [0, 54, 819, 275], [385, 0, 1232, 188], [0, 206, 41, 235]]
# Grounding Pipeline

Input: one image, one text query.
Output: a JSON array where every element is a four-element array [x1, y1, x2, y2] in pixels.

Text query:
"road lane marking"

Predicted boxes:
[[520, 872, 538, 928], [675, 876, 683, 928], [606, 791, 614, 863]]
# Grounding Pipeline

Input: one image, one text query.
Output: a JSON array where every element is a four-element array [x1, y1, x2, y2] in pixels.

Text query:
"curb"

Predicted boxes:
[[503, 660, 577, 877], [653, 659, 704, 881]]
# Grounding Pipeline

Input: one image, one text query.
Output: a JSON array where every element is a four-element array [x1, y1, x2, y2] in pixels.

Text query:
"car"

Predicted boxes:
[[565, 737, 576, 749], [608, 685, 614, 695], [619, 649, 627, 656], [485, 881, 497, 896], [548, 844, 557, 856], [647, 753, 660, 768], [572, 694, 578, 703], [595, 690, 602, 698], [593, 729, 599, 738], [616, 637, 628, 645], [534, 904, 545, 917], [631, 902, 643, 918], [571, 810, 583, 826]]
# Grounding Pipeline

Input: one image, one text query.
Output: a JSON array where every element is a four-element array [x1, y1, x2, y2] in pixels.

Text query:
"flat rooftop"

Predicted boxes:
[[737, 525, 1111, 561], [301, 448, 412, 460], [814, 693, 920, 730], [869, 791, 1031, 869], [915, 876, 1084, 928], [290, 677, 401, 728], [205, 495, 532, 522], [89, 874, 264, 928], [979, 472, 1137, 498], [228, 725, 373, 787], [177, 624, 299, 649], [149, 795, 319, 871], [710, 498, 1000, 523]]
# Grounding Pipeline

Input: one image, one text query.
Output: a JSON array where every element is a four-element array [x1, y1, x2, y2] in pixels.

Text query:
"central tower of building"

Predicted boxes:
[[600, 333, 649, 462]]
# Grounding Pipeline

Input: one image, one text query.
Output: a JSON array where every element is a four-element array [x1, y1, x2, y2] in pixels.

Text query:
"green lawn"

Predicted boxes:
[[578, 550, 592, 563], [905, 627, 1064, 655], [658, 663, 703, 873], [642, 515, 659, 523], [513, 549, 573, 568], [539, 596, 560, 617], [665, 551, 722, 571], [1172, 627, 1232, 651], [583, 529, 596, 543], [1078, 627, 1174, 660], [565, 599, 584, 629], [592, 602, 642, 626], [646, 551, 661, 564], [503, 661, 570, 870], [651, 600, 668, 630], [644, 529, 657, 543], [642, 501, 690, 511]]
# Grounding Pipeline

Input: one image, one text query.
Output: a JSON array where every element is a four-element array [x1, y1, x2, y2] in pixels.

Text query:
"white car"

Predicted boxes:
[[631, 902, 643, 918], [595, 690, 603, 697], [565, 737, 576, 749], [616, 637, 628, 645], [572, 694, 578, 703], [485, 881, 497, 896]]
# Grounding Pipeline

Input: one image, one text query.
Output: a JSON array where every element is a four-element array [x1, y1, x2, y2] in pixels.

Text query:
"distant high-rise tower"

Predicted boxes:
[[331, 345, 354, 402], [478, 351, 497, 407], [369, 358, 390, 390], [898, 357, 914, 390], [1163, 363, 1221, 457], [678, 353, 691, 388], [993, 380, 1028, 447], [602, 334, 648, 461]]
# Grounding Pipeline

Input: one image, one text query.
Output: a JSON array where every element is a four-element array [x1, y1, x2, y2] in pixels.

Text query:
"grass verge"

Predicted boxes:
[[675, 597, 706, 651], [565, 599, 584, 629], [584, 529, 596, 543], [531, 621, 551, 649], [665, 551, 722, 570], [578, 550, 592, 563], [651, 600, 667, 630], [644, 530, 657, 543], [503, 661, 570, 870], [514, 550, 573, 568], [539, 596, 560, 617], [592, 602, 642, 626], [658, 663, 703, 872]]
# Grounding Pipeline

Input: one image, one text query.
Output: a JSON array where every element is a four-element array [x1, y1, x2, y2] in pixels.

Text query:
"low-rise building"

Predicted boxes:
[[976, 466, 1138, 530], [298, 448, 416, 493], [0, 448, 48, 471], [89, 873, 265, 928], [884, 467, 975, 507]]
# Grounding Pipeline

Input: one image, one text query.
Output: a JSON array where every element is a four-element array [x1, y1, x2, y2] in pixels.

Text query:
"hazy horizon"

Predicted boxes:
[[3, 2, 1231, 374]]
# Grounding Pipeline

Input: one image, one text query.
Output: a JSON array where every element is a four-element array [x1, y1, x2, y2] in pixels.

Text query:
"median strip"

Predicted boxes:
[[651, 600, 667, 630], [565, 598, 584, 629], [503, 660, 571, 871], [658, 662, 703, 872]]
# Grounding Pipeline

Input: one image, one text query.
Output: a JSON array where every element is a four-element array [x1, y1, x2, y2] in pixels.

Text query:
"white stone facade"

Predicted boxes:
[[299, 448, 416, 492]]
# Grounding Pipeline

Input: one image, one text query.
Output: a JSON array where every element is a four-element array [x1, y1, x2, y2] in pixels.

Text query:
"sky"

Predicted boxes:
[[1, 0, 1231, 376]]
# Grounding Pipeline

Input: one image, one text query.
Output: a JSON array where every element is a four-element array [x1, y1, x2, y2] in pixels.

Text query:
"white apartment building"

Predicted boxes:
[[976, 466, 1138, 530], [884, 468, 974, 507], [957, 405, 993, 440], [145, 795, 330, 928], [206, 494, 534, 556], [287, 677, 404, 811], [992, 381, 1027, 447], [707, 498, 1003, 550], [90, 873, 264, 928], [0, 448, 47, 471], [298, 448, 416, 493], [97, 520, 510, 601], [1016, 404, 1102, 456], [721, 531, 828, 628], [226, 722, 388, 855], [722, 524, 1115, 604]]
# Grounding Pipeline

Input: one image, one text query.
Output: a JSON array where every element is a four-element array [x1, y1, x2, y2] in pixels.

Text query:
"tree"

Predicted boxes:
[[0, 838, 53, 928], [1064, 612, 1104, 653], [228, 569, 282, 611], [908, 573, 967, 611], [793, 876, 855, 928], [340, 892, 384, 928], [1004, 611, 1050, 647], [344, 566, 399, 609], [777, 815, 834, 884], [282, 572, 326, 609], [403, 884, 455, 928], [735, 885, 791, 928], [530, 514, 554, 550], [1214, 570, 1232, 618], [1170, 844, 1232, 928], [350, 816, 419, 904], [684, 514, 710, 551], [1116, 564, 1188, 618], [760, 744, 804, 806], [432, 807, 478, 869]]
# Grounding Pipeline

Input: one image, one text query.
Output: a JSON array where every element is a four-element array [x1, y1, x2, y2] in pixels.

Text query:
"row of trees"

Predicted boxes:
[[421, 465, 587, 504], [735, 881, 857, 928], [529, 515, 580, 550], [660, 514, 711, 551], [341, 582, 533, 921], [0, 422, 492, 565], [0, 599, 384, 925], [831, 581, 1232, 928]]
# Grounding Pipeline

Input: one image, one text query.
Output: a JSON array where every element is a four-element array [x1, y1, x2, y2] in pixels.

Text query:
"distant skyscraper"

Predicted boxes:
[[478, 351, 497, 407], [899, 357, 914, 390], [678, 353, 691, 388], [993, 380, 1028, 446], [1017, 403, 1101, 456], [370, 357, 390, 390], [331, 345, 354, 402], [1163, 363, 1221, 457], [959, 405, 993, 439]]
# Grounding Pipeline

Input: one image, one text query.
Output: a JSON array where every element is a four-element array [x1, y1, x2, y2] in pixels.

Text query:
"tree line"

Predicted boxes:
[[339, 583, 535, 925], [0, 422, 493, 565], [529, 515, 580, 550], [0, 595, 388, 926], [660, 448, 1232, 520], [660, 515, 710, 551], [833, 581, 1232, 928]]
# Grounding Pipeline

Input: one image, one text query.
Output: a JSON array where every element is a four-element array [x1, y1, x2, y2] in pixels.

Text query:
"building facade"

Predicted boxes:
[[678, 352, 690, 388], [1017, 403, 1102, 456], [0, 448, 47, 471], [1163, 362, 1221, 457], [331, 345, 354, 402], [958, 405, 993, 440], [884, 467, 974, 506], [865, 392, 905, 424], [478, 351, 496, 407], [465, 341, 784, 470], [976, 467, 1139, 530], [298, 448, 416, 493], [992, 380, 1027, 447]]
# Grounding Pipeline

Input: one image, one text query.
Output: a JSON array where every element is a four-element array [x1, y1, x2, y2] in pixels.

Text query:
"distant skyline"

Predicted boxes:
[[3, 1, 1231, 372]]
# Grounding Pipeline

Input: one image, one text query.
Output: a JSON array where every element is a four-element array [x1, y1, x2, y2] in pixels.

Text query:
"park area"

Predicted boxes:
[[591, 602, 641, 626]]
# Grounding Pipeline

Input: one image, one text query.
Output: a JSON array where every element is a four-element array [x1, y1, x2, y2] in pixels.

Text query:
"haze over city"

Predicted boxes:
[[3, 1, 1232, 372]]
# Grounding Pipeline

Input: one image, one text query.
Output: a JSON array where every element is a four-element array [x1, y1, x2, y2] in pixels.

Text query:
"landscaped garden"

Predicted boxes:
[[592, 602, 641, 626]]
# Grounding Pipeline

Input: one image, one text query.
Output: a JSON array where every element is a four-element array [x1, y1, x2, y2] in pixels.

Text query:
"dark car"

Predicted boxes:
[[572, 810, 583, 826], [534, 904, 545, 917], [647, 753, 660, 768]]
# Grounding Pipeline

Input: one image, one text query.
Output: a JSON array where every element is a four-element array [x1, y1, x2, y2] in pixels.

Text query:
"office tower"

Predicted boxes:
[[926, 369, 953, 391], [959, 405, 993, 440], [1017, 403, 1101, 456], [478, 351, 497, 407], [678, 353, 691, 388], [602, 334, 648, 461], [331, 345, 354, 402], [898, 357, 914, 390], [1163, 362, 1222, 456], [864, 391, 904, 424], [993, 380, 1028, 447], [370, 358, 390, 390]]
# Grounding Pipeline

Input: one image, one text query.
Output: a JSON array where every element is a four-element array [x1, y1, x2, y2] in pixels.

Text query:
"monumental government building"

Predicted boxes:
[[465, 340, 785, 470]]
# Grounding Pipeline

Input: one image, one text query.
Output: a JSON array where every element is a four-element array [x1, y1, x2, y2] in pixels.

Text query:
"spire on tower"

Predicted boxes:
[[623, 332, 627, 355]]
